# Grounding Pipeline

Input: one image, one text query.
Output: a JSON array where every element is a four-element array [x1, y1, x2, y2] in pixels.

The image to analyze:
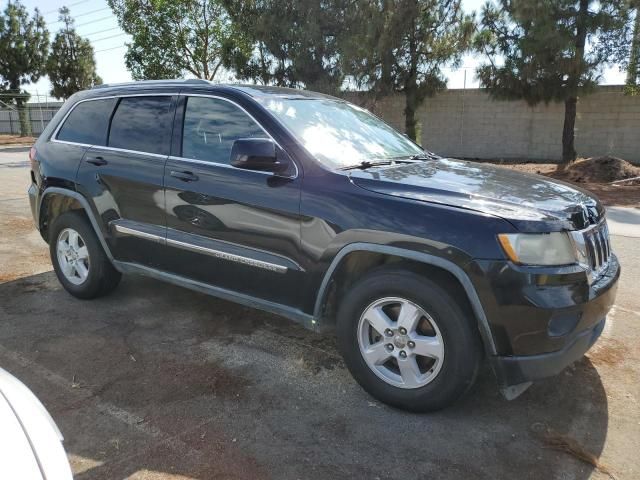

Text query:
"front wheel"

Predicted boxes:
[[336, 267, 482, 412]]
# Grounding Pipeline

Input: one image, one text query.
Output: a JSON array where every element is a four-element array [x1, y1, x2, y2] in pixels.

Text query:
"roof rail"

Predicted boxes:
[[92, 79, 212, 89]]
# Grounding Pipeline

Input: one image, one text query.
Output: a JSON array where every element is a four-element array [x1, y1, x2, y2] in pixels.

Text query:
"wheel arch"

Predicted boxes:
[[38, 187, 115, 262], [313, 243, 497, 355]]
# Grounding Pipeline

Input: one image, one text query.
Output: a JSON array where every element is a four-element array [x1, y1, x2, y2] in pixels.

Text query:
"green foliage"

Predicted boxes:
[[476, 0, 628, 104], [222, 0, 345, 94], [0, 0, 49, 136], [625, 6, 640, 93], [46, 8, 102, 100], [592, 1, 639, 94], [342, 0, 474, 140], [476, 0, 630, 162], [108, 0, 251, 80]]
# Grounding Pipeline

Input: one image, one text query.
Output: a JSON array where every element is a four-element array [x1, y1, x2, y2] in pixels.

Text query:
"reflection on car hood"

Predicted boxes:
[[349, 159, 604, 231]]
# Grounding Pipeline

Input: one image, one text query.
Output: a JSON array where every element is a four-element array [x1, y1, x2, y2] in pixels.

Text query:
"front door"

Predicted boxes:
[[76, 95, 175, 268], [162, 95, 305, 308]]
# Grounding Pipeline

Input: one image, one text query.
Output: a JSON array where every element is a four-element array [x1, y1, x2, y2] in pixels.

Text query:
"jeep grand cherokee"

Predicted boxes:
[[28, 80, 620, 411]]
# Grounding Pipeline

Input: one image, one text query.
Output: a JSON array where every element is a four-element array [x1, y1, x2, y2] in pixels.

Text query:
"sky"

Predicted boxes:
[[11, 0, 628, 101]]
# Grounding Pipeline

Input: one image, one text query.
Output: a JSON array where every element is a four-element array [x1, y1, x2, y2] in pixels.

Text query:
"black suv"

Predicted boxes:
[[28, 80, 620, 411]]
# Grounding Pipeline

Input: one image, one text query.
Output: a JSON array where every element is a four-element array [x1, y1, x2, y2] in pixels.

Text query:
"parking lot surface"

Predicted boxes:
[[1, 148, 639, 479]]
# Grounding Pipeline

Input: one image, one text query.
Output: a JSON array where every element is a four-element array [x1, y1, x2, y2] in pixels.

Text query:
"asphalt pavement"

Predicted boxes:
[[1, 147, 638, 479]]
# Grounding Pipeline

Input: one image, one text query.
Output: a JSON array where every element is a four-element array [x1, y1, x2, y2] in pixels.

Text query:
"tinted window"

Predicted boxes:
[[182, 96, 268, 164], [56, 98, 116, 145], [108, 96, 173, 155]]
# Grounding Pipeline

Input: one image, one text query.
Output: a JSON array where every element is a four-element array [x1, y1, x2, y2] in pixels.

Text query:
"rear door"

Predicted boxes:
[[75, 94, 176, 267], [161, 94, 305, 308]]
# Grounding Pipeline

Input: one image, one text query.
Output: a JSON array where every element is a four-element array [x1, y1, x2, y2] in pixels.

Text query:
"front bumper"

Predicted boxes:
[[470, 254, 620, 388], [492, 314, 606, 387]]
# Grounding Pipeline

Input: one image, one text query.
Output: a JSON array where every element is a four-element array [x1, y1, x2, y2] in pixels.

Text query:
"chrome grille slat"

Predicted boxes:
[[594, 231, 603, 268], [581, 220, 611, 279]]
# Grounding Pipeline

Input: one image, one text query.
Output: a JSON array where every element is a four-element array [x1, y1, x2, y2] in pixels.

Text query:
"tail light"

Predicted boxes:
[[29, 146, 38, 170], [29, 146, 39, 184]]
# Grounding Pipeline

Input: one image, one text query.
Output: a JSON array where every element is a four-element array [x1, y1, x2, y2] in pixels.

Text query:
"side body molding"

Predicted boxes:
[[313, 243, 498, 355], [38, 187, 116, 263]]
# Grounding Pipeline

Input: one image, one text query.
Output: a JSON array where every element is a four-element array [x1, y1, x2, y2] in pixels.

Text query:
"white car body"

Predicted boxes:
[[0, 368, 73, 480]]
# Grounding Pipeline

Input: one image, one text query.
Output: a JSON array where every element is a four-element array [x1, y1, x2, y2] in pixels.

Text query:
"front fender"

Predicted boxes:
[[312, 242, 498, 356]]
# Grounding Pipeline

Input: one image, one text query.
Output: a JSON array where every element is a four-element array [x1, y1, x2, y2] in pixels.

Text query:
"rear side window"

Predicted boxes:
[[108, 96, 173, 155], [56, 98, 116, 145], [181, 96, 268, 164]]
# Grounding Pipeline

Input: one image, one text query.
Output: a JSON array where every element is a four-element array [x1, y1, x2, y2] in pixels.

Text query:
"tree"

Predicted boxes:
[[0, 1, 48, 136], [222, 0, 345, 94], [597, 0, 639, 95], [627, 5, 640, 94], [46, 7, 102, 100], [476, 0, 630, 163], [342, 0, 474, 140], [108, 0, 251, 80]]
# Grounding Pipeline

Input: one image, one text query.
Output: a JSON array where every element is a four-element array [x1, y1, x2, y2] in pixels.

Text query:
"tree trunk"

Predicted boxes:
[[562, 97, 578, 163], [404, 25, 419, 142], [626, 5, 640, 90], [561, 0, 588, 163], [404, 88, 418, 141], [17, 100, 31, 137]]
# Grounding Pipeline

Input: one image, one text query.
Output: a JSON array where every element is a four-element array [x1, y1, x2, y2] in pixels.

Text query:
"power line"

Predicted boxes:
[[74, 15, 116, 29], [42, 0, 91, 16], [84, 26, 121, 38], [94, 44, 126, 53], [91, 33, 127, 43], [49, 7, 112, 24]]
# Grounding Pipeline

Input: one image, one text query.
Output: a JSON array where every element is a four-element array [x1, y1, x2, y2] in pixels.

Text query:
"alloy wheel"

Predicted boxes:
[[56, 228, 90, 285], [357, 297, 445, 389]]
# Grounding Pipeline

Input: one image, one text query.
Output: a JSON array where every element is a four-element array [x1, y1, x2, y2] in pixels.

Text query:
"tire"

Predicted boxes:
[[49, 211, 121, 299], [336, 266, 482, 412]]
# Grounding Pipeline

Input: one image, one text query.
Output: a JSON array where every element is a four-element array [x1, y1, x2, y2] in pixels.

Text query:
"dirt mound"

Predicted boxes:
[[558, 156, 640, 184]]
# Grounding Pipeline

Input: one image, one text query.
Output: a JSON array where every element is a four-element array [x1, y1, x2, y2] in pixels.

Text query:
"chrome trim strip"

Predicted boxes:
[[50, 92, 300, 178], [167, 155, 287, 176], [165, 227, 304, 271], [90, 145, 168, 159], [166, 237, 287, 274], [113, 221, 288, 273], [113, 224, 165, 243]]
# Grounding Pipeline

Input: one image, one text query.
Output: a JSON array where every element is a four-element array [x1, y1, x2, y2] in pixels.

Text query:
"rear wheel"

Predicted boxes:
[[50, 211, 121, 299], [336, 267, 482, 412]]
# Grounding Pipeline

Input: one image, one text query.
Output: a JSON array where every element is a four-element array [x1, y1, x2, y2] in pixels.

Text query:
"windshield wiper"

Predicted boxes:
[[340, 160, 396, 171], [409, 151, 440, 160], [340, 156, 431, 171]]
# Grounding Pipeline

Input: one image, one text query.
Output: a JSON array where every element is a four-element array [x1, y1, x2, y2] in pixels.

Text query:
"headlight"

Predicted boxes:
[[497, 232, 577, 266]]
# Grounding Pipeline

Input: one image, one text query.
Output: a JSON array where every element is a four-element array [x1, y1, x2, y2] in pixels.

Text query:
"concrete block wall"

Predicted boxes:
[[346, 86, 640, 164]]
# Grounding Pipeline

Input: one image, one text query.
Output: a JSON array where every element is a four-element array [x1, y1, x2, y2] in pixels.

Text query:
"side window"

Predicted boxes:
[[56, 98, 116, 145], [182, 96, 268, 164], [108, 96, 173, 155]]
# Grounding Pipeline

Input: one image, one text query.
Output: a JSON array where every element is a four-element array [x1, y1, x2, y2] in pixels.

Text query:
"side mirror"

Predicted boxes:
[[230, 138, 289, 173]]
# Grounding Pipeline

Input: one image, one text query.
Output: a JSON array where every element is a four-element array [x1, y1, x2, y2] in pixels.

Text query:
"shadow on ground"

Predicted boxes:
[[0, 272, 609, 479]]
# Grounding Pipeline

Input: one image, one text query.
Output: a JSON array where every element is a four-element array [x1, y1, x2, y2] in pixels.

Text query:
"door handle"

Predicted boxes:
[[170, 170, 199, 182], [86, 156, 107, 166]]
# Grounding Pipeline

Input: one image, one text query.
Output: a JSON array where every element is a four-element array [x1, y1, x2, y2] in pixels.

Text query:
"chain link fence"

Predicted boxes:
[[0, 103, 63, 137]]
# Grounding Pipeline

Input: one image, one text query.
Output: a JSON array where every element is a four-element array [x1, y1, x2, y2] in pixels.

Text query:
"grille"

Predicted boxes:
[[583, 221, 612, 275]]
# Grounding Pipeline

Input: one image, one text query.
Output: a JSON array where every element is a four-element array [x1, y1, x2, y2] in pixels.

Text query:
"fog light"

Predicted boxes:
[[548, 311, 582, 337]]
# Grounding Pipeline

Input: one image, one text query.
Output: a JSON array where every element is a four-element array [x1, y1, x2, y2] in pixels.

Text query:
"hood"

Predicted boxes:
[[349, 159, 604, 232]]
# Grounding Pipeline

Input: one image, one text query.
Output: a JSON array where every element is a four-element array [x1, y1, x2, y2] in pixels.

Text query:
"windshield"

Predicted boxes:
[[258, 98, 425, 169]]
